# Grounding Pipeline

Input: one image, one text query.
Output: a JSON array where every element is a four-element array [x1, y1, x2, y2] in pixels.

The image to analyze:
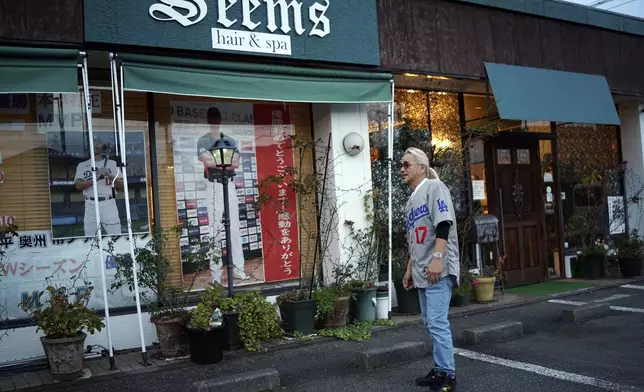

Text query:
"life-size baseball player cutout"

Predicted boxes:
[[401, 147, 459, 392], [75, 134, 123, 237], [197, 106, 248, 284]]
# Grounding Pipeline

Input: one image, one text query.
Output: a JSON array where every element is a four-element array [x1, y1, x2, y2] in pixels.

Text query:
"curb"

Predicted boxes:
[[560, 303, 612, 323], [192, 368, 280, 392], [462, 321, 523, 345], [356, 341, 428, 369]]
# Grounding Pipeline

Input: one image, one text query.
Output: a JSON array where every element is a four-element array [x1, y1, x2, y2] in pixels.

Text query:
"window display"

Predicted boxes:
[[0, 91, 151, 319], [155, 96, 309, 290]]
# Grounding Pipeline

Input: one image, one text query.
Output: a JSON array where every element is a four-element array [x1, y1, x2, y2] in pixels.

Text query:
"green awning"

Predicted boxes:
[[484, 62, 620, 125], [0, 47, 80, 93], [120, 54, 393, 103]]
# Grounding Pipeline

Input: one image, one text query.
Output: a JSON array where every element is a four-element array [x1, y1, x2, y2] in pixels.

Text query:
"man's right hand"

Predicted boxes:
[[403, 271, 413, 290]]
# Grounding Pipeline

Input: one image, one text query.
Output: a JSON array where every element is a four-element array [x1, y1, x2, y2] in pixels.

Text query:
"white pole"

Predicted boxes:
[[109, 53, 149, 365], [81, 53, 116, 369], [387, 80, 395, 314]]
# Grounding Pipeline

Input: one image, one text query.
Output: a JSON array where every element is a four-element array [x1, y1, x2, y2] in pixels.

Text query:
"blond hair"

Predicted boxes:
[[404, 147, 439, 179]]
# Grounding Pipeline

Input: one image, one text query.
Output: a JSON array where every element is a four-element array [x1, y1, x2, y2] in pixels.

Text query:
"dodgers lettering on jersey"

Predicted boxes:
[[75, 158, 118, 198], [407, 204, 430, 231]]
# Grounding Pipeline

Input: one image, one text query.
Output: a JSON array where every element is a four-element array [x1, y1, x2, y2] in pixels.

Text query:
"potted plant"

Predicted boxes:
[[220, 291, 283, 352], [576, 239, 608, 280], [451, 269, 473, 307], [22, 280, 104, 381], [473, 266, 497, 303], [277, 288, 317, 336], [185, 285, 226, 364], [312, 283, 353, 329], [109, 227, 219, 358], [616, 231, 644, 277]]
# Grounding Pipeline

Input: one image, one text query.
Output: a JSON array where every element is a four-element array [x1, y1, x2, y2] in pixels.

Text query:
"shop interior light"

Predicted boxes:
[[404, 73, 420, 77], [426, 75, 451, 80], [209, 133, 237, 168]]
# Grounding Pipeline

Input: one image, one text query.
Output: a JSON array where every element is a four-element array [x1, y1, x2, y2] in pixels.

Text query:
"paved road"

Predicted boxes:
[[37, 283, 644, 392]]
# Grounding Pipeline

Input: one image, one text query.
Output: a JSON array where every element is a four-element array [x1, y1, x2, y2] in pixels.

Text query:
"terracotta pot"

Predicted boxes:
[[152, 318, 187, 358], [473, 277, 495, 303], [40, 332, 87, 381], [323, 296, 350, 329]]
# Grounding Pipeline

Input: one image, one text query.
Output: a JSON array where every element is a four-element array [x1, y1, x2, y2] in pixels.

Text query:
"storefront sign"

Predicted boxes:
[[0, 231, 148, 320], [36, 91, 102, 134], [84, 0, 380, 65]]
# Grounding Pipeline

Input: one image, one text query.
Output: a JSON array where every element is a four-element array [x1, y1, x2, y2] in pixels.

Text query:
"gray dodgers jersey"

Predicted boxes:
[[405, 179, 460, 289]]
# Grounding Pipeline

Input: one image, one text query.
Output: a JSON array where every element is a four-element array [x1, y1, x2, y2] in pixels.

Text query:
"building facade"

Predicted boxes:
[[374, 0, 644, 288], [0, 0, 390, 365], [1, 0, 644, 367]]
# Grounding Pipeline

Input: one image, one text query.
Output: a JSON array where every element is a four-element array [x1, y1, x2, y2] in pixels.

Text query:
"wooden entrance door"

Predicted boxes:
[[487, 135, 547, 287]]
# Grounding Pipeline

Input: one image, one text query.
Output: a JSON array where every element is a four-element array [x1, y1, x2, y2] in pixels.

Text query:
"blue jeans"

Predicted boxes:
[[418, 276, 456, 376]]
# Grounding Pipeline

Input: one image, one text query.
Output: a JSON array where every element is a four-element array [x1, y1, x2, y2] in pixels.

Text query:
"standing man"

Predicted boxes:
[[75, 134, 123, 237], [197, 106, 248, 283], [401, 147, 459, 391]]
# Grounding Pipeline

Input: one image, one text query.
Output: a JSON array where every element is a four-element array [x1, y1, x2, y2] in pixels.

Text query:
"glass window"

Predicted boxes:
[[0, 90, 150, 320], [517, 149, 531, 164], [368, 89, 465, 277], [497, 149, 511, 164], [558, 124, 622, 248], [153, 95, 314, 290]]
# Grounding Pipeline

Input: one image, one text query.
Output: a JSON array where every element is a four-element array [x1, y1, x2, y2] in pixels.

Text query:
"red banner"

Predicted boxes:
[[254, 104, 300, 282]]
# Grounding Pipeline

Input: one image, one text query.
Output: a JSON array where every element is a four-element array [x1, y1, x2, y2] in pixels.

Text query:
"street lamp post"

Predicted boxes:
[[209, 132, 238, 298]]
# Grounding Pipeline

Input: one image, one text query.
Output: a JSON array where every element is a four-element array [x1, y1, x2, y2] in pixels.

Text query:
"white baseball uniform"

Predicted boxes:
[[75, 158, 122, 236]]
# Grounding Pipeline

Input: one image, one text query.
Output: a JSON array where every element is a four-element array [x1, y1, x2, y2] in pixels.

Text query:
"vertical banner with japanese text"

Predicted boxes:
[[254, 104, 300, 282]]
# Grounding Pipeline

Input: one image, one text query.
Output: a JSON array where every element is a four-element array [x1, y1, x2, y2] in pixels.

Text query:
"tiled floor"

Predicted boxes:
[[0, 350, 173, 391]]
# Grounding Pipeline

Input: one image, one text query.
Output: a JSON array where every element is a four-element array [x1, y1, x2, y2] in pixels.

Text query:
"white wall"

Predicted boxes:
[[312, 104, 373, 285], [619, 101, 644, 235]]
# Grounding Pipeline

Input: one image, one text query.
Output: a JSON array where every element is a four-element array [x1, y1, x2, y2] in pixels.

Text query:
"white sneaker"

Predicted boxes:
[[234, 269, 248, 280]]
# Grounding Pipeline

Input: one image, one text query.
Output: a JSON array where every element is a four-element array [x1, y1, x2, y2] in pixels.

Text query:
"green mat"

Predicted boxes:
[[505, 281, 596, 296]]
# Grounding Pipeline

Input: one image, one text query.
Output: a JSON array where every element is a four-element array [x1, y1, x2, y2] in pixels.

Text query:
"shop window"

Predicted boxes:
[[0, 90, 150, 320], [152, 95, 315, 290], [557, 124, 622, 248], [368, 89, 465, 274]]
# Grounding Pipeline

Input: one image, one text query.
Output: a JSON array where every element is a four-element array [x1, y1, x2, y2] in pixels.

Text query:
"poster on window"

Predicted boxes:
[[46, 130, 150, 239], [170, 101, 300, 289], [0, 231, 147, 320]]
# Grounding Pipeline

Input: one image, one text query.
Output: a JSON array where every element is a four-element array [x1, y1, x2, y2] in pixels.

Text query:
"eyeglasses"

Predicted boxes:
[[401, 161, 413, 169]]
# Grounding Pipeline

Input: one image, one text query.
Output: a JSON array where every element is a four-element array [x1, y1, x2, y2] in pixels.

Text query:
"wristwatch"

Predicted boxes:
[[433, 252, 443, 259]]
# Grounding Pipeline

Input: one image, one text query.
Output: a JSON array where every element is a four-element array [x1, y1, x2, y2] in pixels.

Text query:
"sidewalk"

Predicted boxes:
[[0, 276, 641, 391]]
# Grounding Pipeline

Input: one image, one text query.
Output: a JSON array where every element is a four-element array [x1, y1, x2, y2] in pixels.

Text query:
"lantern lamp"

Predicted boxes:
[[209, 132, 238, 168]]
